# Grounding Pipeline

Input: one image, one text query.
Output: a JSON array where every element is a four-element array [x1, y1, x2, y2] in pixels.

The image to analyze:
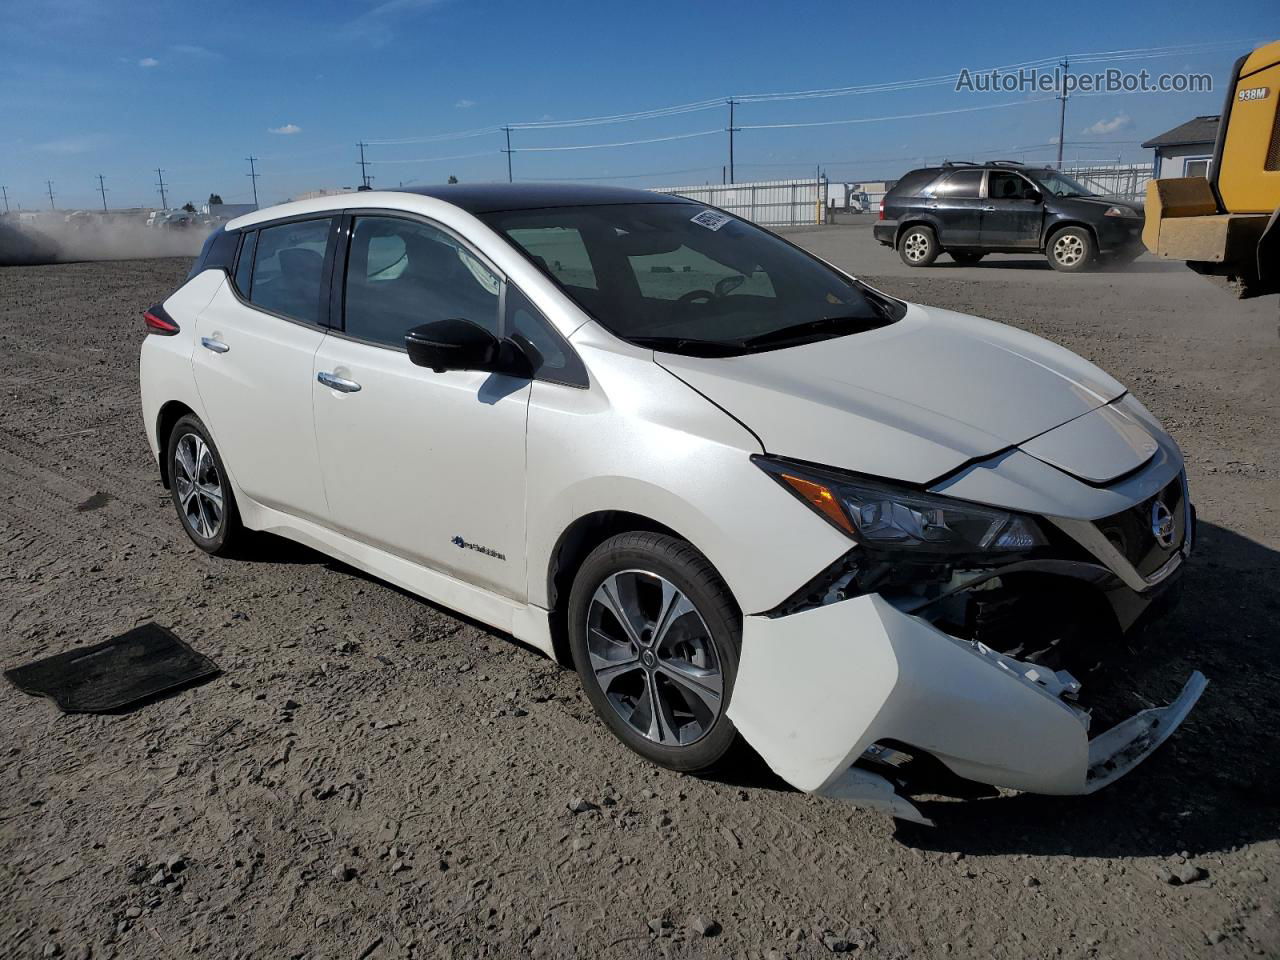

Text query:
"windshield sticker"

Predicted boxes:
[[691, 209, 733, 231]]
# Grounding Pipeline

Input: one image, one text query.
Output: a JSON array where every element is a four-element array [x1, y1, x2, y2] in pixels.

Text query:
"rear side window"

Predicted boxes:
[[343, 215, 500, 348], [187, 228, 239, 281], [250, 219, 333, 325], [887, 169, 941, 198], [507, 226, 597, 290], [928, 170, 983, 198]]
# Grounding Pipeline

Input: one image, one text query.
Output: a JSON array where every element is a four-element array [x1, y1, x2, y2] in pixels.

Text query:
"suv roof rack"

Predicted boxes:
[[988, 160, 1025, 166], [941, 160, 981, 167]]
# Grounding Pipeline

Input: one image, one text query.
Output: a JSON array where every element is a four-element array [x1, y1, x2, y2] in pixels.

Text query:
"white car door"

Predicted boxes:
[[311, 213, 531, 601], [191, 217, 336, 523]]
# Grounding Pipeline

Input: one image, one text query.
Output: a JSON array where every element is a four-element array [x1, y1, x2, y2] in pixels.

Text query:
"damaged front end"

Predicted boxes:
[[731, 452, 1204, 825]]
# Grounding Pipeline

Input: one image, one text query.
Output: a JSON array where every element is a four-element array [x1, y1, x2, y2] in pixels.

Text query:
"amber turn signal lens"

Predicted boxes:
[[780, 473, 855, 534]]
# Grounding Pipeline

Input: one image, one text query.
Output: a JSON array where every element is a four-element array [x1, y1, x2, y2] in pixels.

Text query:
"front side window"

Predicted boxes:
[[344, 216, 500, 348], [484, 203, 901, 356], [249, 219, 332, 324], [987, 171, 1039, 200]]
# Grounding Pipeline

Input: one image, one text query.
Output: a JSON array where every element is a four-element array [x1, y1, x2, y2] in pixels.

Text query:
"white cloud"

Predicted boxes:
[[172, 44, 218, 59], [1084, 114, 1133, 136], [35, 134, 106, 154], [268, 123, 302, 135], [138, 57, 159, 68], [455, 98, 476, 109]]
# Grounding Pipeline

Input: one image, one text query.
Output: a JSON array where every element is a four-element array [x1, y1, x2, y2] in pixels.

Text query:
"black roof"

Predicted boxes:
[[398, 182, 694, 214], [1141, 115, 1219, 149]]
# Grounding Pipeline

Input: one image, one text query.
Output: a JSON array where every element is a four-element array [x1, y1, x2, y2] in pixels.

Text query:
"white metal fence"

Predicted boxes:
[[650, 177, 826, 226], [1060, 162, 1152, 205]]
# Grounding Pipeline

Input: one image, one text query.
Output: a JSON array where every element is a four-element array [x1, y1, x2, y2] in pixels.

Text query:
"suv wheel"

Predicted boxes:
[[567, 532, 741, 773], [167, 414, 243, 556], [1047, 227, 1095, 272], [898, 225, 939, 267]]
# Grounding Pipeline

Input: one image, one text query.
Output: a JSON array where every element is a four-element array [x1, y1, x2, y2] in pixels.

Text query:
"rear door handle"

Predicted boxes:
[[200, 337, 229, 354], [317, 371, 362, 393], [981, 205, 996, 212]]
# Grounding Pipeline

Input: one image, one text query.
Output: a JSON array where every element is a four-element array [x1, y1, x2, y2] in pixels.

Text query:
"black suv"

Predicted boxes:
[[873, 162, 1144, 272]]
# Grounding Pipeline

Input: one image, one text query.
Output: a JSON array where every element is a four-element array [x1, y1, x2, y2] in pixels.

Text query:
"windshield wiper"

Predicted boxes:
[[740, 313, 888, 350], [629, 335, 747, 357]]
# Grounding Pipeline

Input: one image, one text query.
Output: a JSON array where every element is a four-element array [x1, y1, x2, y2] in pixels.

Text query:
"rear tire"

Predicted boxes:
[[567, 532, 742, 773], [167, 414, 243, 556], [1047, 226, 1095, 272], [950, 251, 985, 266], [898, 225, 940, 267]]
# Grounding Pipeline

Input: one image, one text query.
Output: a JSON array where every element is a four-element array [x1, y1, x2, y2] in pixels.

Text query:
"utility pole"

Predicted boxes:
[[155, 168, 168, 209], [1056, 58, 1070, 169], [502, 127, 513, 183], [357, 142, 371, 188], [97, 174, 108, 212], [726, 99, 739, 184], [246, 156, 260, 208], [46, 180, 56, 210], [0, 185, 8, 214]]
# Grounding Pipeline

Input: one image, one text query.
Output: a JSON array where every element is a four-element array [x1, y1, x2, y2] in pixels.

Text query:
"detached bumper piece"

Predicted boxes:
[[1084, 670, 1207, 793], [728, 595, 1205, 826]]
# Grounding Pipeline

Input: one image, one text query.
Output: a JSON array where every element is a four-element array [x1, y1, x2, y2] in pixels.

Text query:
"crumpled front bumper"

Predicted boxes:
[[726, 593, 1205, 825]]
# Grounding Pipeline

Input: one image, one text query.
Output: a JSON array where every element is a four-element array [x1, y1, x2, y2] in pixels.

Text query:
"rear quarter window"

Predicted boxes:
[[887, 169, 942, 198]]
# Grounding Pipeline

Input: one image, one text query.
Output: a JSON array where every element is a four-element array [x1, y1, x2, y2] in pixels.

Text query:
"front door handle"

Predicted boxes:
[[200, 337, 230, 354], [317, 371, 362, 393], [981, 205, 996, 212]]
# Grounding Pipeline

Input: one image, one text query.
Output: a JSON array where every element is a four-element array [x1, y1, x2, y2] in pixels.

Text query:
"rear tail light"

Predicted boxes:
[[144, 303, 180, 335], [878, 200, 885, 221]]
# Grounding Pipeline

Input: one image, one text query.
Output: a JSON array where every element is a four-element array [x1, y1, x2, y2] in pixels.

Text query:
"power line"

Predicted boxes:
[[366, 150, 496, 165], [155, 168, 168, 209], [513, 129, 722, 153], [246, 156, 260, 208], [97, 174, 108, 212], [740, 98, 1052, 131]]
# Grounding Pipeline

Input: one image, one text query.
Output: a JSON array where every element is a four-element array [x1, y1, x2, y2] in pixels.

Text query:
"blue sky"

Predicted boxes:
[[1, 0, 1274, 210]]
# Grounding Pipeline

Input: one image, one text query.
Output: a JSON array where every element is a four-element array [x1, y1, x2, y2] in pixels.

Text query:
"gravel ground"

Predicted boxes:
[[1, 229, 1277, 960]]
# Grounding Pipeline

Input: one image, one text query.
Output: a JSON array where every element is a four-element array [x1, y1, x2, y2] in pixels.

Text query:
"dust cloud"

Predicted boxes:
[[0, 216, 210, 266]]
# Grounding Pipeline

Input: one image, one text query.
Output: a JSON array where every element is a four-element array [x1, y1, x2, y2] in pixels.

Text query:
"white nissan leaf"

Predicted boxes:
[[140, 184, 1204, 824]]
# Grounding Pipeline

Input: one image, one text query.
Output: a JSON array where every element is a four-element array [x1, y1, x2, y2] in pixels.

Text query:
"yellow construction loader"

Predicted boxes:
[[1143, 40, 1280, 298]]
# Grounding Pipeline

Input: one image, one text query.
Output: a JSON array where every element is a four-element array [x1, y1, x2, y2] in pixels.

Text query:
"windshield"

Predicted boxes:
[[482, 203, 901, 356], [1030, 171, 1099, 198]]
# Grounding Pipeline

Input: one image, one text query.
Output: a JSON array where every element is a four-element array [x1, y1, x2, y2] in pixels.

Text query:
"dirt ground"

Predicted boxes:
[[1, 227, 1278, 960]]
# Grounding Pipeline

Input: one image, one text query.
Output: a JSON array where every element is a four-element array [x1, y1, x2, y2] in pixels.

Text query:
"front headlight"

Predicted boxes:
[[754, 456, 1045, 555], [1104, 205, 1136, 218]]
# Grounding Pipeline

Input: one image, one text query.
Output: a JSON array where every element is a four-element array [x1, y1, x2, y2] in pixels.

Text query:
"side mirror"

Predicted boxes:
[[405, 319, 530, 377]]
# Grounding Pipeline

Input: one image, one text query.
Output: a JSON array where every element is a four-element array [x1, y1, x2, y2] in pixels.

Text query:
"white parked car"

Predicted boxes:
[[140, 184, 1204, 824]]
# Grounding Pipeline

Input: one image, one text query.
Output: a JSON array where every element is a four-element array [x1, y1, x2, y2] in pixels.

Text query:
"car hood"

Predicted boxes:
[[656, 302, 1128, 484]]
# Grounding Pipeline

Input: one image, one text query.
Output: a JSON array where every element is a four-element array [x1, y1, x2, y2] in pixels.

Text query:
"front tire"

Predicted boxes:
[[167, 414, 242, 556], [898, 225, 940, 267], [1047, 226, 1095, 272], [567, 532, 741, 773]]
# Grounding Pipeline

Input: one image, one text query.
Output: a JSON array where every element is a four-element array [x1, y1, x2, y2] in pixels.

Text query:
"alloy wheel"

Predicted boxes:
[[173, 432, 224, 539], [586, 569, 723, 747], [1053, 233, 1085, 266], [903, 232, 929, 262]]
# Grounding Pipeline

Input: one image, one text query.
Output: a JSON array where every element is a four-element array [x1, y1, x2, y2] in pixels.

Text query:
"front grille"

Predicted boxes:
[[1095, 474, 1186, 578]]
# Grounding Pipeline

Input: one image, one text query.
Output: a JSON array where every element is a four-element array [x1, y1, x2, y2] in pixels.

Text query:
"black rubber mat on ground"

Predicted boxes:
[[3, 623, 219, 713]]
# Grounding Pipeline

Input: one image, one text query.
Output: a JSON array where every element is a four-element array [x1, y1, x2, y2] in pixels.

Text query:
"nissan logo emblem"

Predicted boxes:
[[1151, 500, 1176, 548]]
